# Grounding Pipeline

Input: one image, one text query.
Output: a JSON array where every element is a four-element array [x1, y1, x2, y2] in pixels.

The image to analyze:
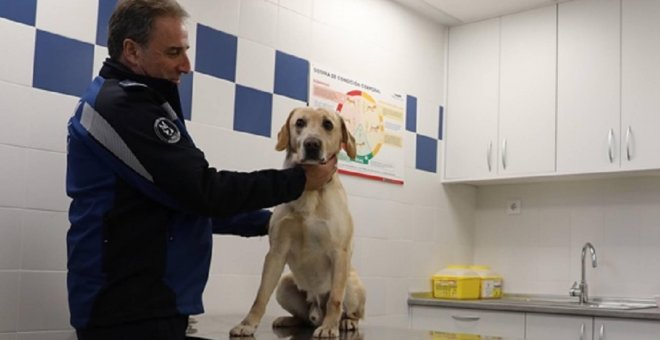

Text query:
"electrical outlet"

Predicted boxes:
[[506, 199, 521, 215]]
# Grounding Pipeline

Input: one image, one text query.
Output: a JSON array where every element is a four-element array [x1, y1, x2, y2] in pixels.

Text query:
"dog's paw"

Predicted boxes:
[[339, 318, 359, 331], [229, 323, 257, 337], [313, 325, 340, 338], [273, 316, 306, 328]]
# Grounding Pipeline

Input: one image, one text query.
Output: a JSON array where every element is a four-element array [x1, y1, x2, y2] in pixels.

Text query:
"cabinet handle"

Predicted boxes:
[[487, 141, 493, 172], [608, 129, 615, 163], [626, 126, 632, 161], [501, 139, 507, 170], [580, 323, 585, 340], [599, 324, 605, 339], [451, 315, 481, 322]]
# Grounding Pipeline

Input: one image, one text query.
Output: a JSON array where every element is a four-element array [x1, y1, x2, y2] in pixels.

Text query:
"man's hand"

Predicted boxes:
[[301, 155, 338, 190]]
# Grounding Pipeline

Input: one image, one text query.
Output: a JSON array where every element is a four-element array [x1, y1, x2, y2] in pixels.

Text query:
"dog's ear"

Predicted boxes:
[[340, 116, 357, 160], [275, 109, 295, 151]]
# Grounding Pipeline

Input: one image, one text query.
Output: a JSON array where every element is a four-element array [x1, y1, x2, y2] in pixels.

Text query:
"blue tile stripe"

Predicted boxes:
[[416, 134, 437, 173], [195, 24, 237, 82], [96, 0, 118, 46], [406, 95, 417, 132], [234, 85, 272, 138], [179, 72, 194, 121], [438, 105, 444, 140], [33, 30, 94, 97], [274, 51, 309, 102], [1, 0, 444, 174], [0, 0, 37, 26]]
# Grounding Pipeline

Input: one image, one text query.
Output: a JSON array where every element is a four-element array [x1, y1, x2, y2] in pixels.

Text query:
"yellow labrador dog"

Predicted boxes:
[[230, 107, 366, 338]]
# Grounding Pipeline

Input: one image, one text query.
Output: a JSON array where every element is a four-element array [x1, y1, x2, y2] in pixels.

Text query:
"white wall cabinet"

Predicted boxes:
[[444, 7, 556, 181], [594, 317, 660, 340], [444, 0, 660, 183], [498, 6, 557, 177], [444, 18, 500, 180], [526, 313, 593, 340], [409, 305, 525, 338], [620, 0, 660, 170], [556, 0, 621, 174], [557, 0, 660, 175]]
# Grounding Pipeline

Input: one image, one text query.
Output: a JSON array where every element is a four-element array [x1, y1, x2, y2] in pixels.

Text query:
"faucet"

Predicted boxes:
[[570, 242, 598, 304]]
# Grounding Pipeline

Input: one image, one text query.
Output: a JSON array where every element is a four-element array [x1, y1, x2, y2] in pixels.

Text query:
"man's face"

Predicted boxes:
[[134, 15, 191, 84]]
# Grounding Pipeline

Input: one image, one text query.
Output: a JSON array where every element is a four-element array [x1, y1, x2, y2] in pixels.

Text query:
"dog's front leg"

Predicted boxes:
[[230, 248, 288, 337], [313, 248, 350, 338]]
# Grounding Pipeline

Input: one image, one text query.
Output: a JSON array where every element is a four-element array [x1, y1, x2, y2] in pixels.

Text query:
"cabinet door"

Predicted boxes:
[[526, 313, 593, 340], [499, 5, 557, 176], [594, 317, 660, 340], [620, 0, 660, 170], [557, 0, 621, 174], [410, 305, 525, 338], [444, 18, 500, 180]]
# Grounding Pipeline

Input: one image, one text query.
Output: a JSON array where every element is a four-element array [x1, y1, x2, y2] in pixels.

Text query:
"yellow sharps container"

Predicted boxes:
[[431, 265, 480, 300], [470, 265, 503, 299]]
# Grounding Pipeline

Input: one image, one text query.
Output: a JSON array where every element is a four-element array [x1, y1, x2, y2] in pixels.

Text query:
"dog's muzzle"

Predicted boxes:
[[302, 137, 324, 163]]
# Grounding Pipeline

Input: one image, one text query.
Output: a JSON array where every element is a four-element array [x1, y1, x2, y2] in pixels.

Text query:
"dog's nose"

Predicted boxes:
[[303, 137, 322, 159]]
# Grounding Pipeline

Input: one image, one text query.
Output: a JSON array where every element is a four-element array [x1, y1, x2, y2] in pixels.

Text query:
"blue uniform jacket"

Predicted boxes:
[[66, 59, 306, 329]]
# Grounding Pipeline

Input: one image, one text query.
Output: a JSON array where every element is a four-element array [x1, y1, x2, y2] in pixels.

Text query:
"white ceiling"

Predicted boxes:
[[391, 0, 572, 26]]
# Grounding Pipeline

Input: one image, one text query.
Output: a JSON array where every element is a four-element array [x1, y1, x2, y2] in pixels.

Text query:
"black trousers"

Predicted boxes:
[[76, 315, 189, 340]]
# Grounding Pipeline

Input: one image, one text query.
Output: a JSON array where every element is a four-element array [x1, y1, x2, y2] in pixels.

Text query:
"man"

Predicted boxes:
[[65, 0, 336, 339]]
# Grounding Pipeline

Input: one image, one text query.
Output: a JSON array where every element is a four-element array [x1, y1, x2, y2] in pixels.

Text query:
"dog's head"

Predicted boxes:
[[276, 107, 356, 166]]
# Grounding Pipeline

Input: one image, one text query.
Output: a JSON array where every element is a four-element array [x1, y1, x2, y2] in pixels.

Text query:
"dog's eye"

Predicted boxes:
[[295, 118, 306, 128], [322, 119, 334, 131]]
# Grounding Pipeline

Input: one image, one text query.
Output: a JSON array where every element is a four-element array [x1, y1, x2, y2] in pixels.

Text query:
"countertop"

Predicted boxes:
[[188, 314, 518, 339], [408, 292, 660, 321]]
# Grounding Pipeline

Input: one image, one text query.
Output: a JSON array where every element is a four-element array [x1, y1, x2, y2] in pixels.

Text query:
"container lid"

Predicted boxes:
[[469, 265, 502, 279], [433, 265, 480, 278]]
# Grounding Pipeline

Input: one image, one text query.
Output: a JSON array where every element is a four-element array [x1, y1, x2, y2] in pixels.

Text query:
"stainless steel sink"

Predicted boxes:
[[585, 301, 657, 310], [498, 294, 657, 310], [410, 292, 658, 310]]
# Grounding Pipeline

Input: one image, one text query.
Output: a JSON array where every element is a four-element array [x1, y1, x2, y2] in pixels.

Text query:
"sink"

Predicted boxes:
[[585, 301, 657, 310], [497, 294, 657, 310], [411, 292, 658, 310]]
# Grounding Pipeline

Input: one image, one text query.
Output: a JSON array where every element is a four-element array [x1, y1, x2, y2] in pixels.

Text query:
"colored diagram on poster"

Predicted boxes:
[[338, 90, 384, 164], [310, 65, 405, 184]]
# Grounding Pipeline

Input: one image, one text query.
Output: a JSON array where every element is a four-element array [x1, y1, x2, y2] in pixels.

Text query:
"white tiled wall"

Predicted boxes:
[[35, 0, 98, 43], [0, 20, 35, 87], [19, 272, 69, 331], [0, 271, 20, 332], [474, 177, 660, 299], [0, 146, 27, 208], [26, 90, 77, 153], [0, 0, 470, 337], [236, 38, 275, 92], [0, 210, 22, 271], [190, 74, 236, 128], [238, 0, 278, 47], [276, 6, 314, 59]]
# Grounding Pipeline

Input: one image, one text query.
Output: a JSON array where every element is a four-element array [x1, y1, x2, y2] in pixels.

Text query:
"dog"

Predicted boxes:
[[230, 107, 366, 338]]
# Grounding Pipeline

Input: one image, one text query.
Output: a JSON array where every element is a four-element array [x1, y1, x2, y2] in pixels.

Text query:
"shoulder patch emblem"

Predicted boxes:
[[154, 117, 181, 144]]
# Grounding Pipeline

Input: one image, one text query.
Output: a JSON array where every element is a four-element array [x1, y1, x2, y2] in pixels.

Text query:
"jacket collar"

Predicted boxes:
[[99, 58, 185, 120]]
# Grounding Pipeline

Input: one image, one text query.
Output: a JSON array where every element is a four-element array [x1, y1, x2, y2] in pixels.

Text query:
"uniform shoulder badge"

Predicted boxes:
[[154, 117, 181, 144]]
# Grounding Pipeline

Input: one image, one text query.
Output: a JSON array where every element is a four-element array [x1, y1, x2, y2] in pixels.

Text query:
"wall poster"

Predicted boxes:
[[310, 64, 405, 184]]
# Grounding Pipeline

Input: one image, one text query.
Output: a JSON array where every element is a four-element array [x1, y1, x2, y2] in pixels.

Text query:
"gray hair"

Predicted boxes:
[[107, 0, 188, 60]]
